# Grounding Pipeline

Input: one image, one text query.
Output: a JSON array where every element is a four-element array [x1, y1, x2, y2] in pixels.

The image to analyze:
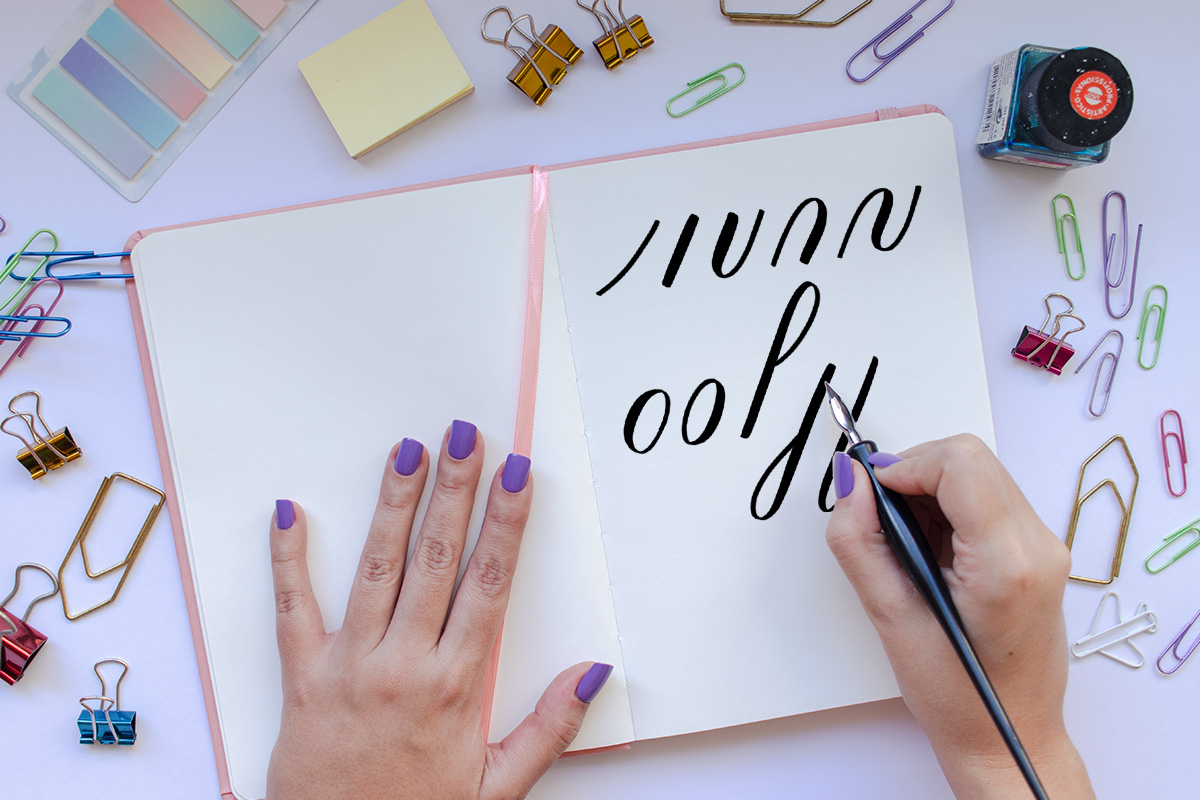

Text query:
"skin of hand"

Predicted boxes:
[[825, 434, 1095, 799], [266, 423, 608, 800]]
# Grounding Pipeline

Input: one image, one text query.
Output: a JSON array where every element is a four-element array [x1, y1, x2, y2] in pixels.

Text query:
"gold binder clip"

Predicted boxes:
[[1, 391, 81, 479], [482, 7, 582, 105], [57, 473, 165, 621], [576, 0, 653, 70], [1065, 435, 1139, 585]]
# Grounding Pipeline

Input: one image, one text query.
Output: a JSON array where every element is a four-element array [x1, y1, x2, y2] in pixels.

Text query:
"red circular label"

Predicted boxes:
[[1070, 71, 1118, 120]]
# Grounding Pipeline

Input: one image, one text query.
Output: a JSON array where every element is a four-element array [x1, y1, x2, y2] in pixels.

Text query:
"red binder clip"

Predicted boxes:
[[1, 562, 59, 685], [1012, 292, 1085, 375]]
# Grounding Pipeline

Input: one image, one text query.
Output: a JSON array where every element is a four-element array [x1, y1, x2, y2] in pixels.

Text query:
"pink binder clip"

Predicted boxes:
[[1, 563, 59, 685], [1161, 410, 1188, 497], [1012, 293, 1085, 375]]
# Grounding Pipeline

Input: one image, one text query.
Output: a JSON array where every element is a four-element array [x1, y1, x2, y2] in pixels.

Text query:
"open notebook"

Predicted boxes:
[[126, 108, 994, 800]]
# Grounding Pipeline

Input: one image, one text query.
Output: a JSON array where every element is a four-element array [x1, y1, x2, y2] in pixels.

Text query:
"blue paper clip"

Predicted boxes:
[[845, 0, 954, 83], [666, 63, 745, 117], [5, 251, 132, 282], [78, 659, 136, 746], [0, 314, 70, 341]]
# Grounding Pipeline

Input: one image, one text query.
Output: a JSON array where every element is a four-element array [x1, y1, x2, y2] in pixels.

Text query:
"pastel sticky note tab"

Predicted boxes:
[[32, 68, 153, 179], [88, 9, 205, 118], [114, 0, 231, 89], [227, 0, 286, 30], [60, 39, 178, 148], [171, 0, 260, 59], [298, 0, 473, 159]]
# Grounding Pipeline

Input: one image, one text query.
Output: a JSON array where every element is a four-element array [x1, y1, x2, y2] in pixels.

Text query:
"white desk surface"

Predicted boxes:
[[1, 2, 1196, 797]]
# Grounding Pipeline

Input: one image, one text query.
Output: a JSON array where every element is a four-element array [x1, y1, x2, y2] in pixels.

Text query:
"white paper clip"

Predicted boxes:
[[1071, 591, 1157, 668]]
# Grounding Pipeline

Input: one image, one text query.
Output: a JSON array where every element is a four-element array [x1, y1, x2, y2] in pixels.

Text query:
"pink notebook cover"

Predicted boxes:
[[122, 104, 941, 799]]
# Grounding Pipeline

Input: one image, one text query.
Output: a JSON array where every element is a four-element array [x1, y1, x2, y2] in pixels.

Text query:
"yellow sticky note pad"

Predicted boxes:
[[298, 0, 472, 158]]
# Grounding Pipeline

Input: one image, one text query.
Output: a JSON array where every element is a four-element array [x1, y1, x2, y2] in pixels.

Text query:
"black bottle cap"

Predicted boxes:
[[1031, 47, 1134, 151]]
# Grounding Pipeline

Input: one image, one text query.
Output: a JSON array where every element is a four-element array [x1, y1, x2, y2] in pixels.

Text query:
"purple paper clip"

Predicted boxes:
[[1158, 606, 1200, 675], [1012, 293, 1085, 375], [845, 0, 954, 83], [1161, 410, 1187, 497], [1101, 191, 1142, 319], [1073, 329, 1123, 417]]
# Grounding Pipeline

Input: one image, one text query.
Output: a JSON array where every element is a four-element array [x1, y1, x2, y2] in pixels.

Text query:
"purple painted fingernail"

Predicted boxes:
[[868, 452, 903, 468], [448, 420, 477, 460], [276, 499, 295, 530], [833, 453, 854, 500], [394, 438, 424, 476], [502, 453, 531, 493], [575, 662, 614, 703]]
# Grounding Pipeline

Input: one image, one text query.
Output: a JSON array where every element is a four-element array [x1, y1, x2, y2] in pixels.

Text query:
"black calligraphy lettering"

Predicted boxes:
[[596, 219, 659, 296], [837, 186, 922, 258], [623, 389, 671, 454], [662, 214, 700, 288], [682, 379, 726, 445], [741, 281, 820, 439], [771, 198, 827, 267], [817, 356, 880, 512], [750, 364, 836, 520], [712, 211, 764, 278]]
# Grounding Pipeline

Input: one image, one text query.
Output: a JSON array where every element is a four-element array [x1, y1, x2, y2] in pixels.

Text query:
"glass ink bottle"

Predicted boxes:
[[976, 45, 1133, 169]]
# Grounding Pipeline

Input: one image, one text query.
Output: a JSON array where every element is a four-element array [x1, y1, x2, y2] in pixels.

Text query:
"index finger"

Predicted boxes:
[[868, 434, 1019, 540]]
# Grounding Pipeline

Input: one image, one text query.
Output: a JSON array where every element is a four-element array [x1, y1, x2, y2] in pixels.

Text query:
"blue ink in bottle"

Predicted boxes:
[[976, 46, 1133, 169]]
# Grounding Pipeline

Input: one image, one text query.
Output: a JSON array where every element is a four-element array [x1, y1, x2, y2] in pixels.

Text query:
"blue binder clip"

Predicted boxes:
[[77, 658, 136, 745]]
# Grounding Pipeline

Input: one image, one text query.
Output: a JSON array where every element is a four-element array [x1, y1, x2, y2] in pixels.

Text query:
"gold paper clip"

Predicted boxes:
[[719, 0, 873, 26], [577, 0, 652, 70], [57, 473, 165, 621], [1, 391, 81, 479], [1071, 591, 1157, 668], [1136, 283, 1167, 369], [1161, 409, 1187, 497], [667, 63, 746, 118], [1065, 435, 1138, 585], [1158, 607, 1200, 675], [482, 7, 582, 106], [1052, 193, 1085, 281], [1145, 515, 1200, 574]]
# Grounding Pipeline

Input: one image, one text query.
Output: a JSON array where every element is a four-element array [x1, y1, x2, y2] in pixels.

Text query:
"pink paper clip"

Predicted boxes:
[[0, 278, 65, 379], [1, 563, 59, 685], [1161, 410, 1187, 497], [1012, 293, 1085, 375]]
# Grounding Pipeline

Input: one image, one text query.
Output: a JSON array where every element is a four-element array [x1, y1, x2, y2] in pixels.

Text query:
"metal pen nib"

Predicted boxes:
[[823, 382, 862, 446]]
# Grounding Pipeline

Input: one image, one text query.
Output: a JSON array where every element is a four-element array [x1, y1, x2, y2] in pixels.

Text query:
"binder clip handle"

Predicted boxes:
[[1, 562, 59, 625]]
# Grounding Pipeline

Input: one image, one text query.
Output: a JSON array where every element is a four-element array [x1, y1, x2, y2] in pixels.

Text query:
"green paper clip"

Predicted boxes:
[[1146, 515, 1200, 574], [1052, 194, 1085, 280], [667, 63, 745, 118], [1136, 283, 1167, 369]]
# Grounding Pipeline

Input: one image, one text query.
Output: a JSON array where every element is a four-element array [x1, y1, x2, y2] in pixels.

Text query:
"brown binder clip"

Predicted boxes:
[[482, 6, 582, 105], [1, 390, 81, 479], [576, 0, 653, 70], [1, 563, 59, 685], [1011, 293, 1085, 375]]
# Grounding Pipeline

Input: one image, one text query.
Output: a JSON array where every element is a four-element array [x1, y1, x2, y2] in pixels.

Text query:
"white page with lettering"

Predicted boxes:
[[546, 114, 994, 739]]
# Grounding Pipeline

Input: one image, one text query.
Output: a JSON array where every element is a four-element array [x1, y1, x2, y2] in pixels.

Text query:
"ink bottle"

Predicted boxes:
[[976, 45, 1133, 169]]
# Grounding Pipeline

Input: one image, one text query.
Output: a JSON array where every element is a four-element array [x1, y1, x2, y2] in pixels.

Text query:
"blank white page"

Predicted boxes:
[[133, 173, 630, 800], [547, 114, 994, 740]]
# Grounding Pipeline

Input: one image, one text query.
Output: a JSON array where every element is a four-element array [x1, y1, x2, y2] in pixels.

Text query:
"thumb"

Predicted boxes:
[[824, 454, 920, 628], [484, 661, 612, 799]]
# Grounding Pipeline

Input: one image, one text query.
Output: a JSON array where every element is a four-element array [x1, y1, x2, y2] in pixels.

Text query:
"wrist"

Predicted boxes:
[[935, 730, 1095, 800]]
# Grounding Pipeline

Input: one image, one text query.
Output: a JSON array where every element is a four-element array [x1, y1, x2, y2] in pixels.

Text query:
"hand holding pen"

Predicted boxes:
[[822, 403, 1095, 798]]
